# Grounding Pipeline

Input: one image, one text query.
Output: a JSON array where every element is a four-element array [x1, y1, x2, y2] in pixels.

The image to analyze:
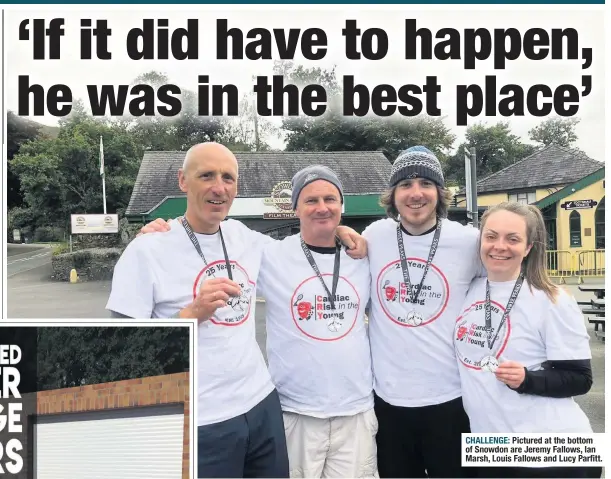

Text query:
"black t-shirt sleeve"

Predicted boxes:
[[510, 359, 593, 398]]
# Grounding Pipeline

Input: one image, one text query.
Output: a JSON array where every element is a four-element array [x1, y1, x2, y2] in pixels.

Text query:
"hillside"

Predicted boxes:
[[11, 113, 60, 138]]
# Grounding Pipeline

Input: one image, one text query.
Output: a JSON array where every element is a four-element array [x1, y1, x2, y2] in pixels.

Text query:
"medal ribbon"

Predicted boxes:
[[396, 220, 442, 305], [300, 237, 341, 310], [182, 218, 233, 281], [484, 271, 524, 350]]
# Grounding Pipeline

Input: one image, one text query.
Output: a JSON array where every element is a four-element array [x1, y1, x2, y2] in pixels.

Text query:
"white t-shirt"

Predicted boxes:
[[106, 219, 275, 426], [363, 218, 481, 407], [453, 278, 593, 433], [258, 234, 374, 418]]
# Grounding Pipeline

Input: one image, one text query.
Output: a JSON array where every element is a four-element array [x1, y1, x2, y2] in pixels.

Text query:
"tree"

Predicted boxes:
[[34, 327, 190, 390], [126, 71, 231, 151], [284, 112, 455, 163], [7, 111, 42, 208], [221, 94, 281, 151], [445, 122, 538, 186], [276, 62, 455, 163], [528, 117, 579, 148], [274, 60, 342, 98], [11, 112, 142, 231], [8, 111, 42, 158]]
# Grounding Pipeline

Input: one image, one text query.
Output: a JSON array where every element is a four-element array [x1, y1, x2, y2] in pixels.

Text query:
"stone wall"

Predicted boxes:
[[51, 248, 123, 281], [70, 218, 144, 251], [51, 218, 144, 281]]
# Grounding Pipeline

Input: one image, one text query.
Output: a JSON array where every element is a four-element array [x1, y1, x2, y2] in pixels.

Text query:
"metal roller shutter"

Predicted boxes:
[[34, 404, 184, 479]]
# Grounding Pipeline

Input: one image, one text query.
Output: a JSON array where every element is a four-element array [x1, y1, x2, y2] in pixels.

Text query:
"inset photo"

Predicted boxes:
[[0, 321, 196, 479]]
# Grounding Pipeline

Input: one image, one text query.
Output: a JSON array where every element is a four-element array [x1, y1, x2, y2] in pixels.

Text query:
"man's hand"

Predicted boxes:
[[137, 217, 177, 237], [336, 225, 368, 259], [495, 360, 526, 389], [179, 277, 241, 324]]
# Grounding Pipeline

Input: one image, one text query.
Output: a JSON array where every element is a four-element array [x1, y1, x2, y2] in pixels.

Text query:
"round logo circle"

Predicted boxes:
[[454, 300, 511, 371], [290, 275, 361, 341], [269, 181, 293, 212], [192, 260, 254, 327], [376, 258, 449, 327]]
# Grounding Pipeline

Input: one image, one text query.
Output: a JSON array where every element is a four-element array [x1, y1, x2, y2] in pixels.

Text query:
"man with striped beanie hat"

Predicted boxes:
[[362, 145, 482, 478], [389, 145, 445, 189]]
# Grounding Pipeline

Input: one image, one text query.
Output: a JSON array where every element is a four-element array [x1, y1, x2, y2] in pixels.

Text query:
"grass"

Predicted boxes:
[[51, 242, 70, 256]]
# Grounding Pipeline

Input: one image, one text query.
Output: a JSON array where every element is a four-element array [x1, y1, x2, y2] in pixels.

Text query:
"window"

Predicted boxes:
[[508, 191, 536, 205], [569, 210, 582, 247], [595, 197, 605, 249]]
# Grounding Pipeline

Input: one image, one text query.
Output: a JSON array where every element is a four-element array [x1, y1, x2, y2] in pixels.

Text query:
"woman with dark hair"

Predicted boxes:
[[453, 202, 599, 479]]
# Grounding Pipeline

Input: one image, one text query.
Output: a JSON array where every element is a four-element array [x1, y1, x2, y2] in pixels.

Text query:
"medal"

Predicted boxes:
[[327, 318, 342, 332], [481, 270, 524, 373], [395, 221, 442, 326], [406, 310, 423, 326], [480, 355, 500, 373]]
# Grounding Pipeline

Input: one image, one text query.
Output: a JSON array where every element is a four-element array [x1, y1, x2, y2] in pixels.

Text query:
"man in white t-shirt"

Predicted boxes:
[[363, 146, 481, 478], [106, 143, 289, 478], [257, 165, 376, 478]]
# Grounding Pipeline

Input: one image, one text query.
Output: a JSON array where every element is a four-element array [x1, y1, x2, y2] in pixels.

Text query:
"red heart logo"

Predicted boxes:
[[297, 302, 312, 319], [457, 326, 468, 339], [385, 286, 397, 301]]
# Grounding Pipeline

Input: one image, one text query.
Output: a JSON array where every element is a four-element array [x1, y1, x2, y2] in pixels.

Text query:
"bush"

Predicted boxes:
[[119, 217, 144, 245], [33, 226, 66, 243], [52, 243, 70, 256], [7, 207, 34, 243], [72, 234, 121, 250]]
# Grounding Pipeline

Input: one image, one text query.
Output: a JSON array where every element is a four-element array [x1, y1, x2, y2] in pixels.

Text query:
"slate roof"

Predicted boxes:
[[458, 144, 603, 195], [126, 151, 392, 216]]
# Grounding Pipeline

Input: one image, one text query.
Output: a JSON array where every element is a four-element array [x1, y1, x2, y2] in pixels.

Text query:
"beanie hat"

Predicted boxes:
[[291, 165, 344, 210], [389, 146, 445, 188]]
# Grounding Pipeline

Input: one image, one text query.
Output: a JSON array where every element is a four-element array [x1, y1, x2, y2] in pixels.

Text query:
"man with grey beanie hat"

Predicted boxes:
[[291, 164, 344, 211], [257, 164, 376, 478], [362, 146, 483, 478]]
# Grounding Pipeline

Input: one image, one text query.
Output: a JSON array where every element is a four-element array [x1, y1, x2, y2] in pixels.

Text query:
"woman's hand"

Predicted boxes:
[[495, 360, 526, 389]]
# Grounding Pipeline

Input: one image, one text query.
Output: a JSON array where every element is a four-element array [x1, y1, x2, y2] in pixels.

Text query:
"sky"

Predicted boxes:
[[4, 6, 606, 161]]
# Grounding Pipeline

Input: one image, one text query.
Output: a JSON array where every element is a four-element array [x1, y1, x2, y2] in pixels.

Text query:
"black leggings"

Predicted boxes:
[[374, 393, 475, 478]]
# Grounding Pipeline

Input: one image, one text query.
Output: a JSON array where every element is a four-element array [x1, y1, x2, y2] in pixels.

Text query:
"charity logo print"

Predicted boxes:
[[291, 275, 361, 341], [454, 300, 511, 371], [295, 296, 314, 321], [192, 260, 254, 326], [376, 259, 449, 327]]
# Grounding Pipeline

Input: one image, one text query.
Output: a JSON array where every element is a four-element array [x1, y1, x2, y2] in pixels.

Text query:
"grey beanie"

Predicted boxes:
[[291, 165, 344, 210], [389, 146, 445, 188]]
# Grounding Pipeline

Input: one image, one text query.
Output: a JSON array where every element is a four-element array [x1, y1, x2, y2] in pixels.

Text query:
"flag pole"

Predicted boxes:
[[100, 135, 107, 214]]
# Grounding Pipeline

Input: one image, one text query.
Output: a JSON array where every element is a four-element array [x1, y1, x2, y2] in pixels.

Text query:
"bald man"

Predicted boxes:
[[107, 143, 290, 477]]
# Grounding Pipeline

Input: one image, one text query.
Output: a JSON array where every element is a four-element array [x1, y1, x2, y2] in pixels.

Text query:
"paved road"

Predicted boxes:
[[6, 243, 113, 318], [7, 244, 53, 278], [8, 263, 113, 318]]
